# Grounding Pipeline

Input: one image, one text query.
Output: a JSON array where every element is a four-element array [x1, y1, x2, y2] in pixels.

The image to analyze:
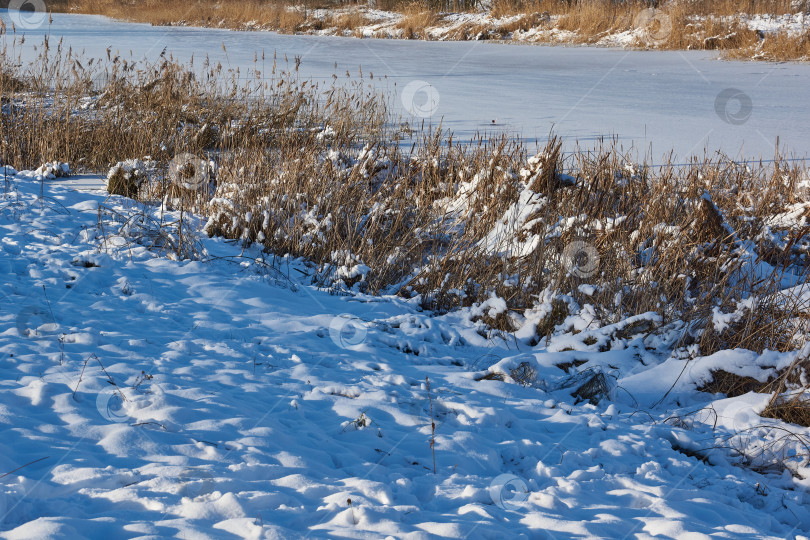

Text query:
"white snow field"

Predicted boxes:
[[2, 170, 810, 537], [1, 9, 809, 162], [2, 9, 810, 540]]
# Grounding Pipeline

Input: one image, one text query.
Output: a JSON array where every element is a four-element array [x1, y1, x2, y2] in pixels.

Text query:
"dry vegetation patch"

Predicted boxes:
[[33, 0, 808, 60], [2, 39, 809, 362], [762, 393, 810, 427], [698, 370, 773, 397], [396, 1, 440, 38], [3, 39, 810, 474]]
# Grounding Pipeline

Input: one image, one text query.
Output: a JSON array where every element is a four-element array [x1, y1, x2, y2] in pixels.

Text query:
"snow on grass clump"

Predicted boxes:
[[106, 159, 155, 198], [329, 250, 371, 291], [4, 150, 810, 538], [34, 161, 70, 179], [0, 165, 18, 176]]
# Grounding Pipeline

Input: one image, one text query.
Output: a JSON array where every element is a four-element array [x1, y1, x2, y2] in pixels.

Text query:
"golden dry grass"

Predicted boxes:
[[330, 9, 370, 33], [486, 0, 799, 18], [763, 393, 810, 427], [396, 1, 440, 39], [4, 42, 810, 426], [555, 1, 639, 43], [496, 11, 551, 34], [49, 0, 317, 32], [40, 0, 808, 59], [2, 37, 809, 358], [725, 27, 810, 60]]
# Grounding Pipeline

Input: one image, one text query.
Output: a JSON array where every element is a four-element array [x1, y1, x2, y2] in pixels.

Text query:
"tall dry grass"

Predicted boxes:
[[40, 0, 810, 57], [554, 0, 640, 42], [396, 1, 440, 38], [4, 36, 810, 423], [49, 0, 317, 32], [2, 36, 809, 361], [491, 0, 800, 18], [725, 27, 810, 60]]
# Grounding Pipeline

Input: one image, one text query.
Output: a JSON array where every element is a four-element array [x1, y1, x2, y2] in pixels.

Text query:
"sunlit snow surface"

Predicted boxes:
[[3, 10, 810, 539], [1, 9, 809, 162], [1, 175, 810, 537]]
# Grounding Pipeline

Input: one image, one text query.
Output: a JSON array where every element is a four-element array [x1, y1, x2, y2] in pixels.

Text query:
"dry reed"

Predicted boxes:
[[2, 36, 809, 368], [30, 0, 805, 59]]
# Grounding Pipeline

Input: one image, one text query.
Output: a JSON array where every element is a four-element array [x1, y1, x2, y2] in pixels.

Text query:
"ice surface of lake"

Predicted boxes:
[[2, 9, 809, 162]]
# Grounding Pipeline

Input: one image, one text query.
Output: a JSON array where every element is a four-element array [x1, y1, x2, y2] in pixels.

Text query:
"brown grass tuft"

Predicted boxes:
[[396, 2, 439, 39], [762, 392, 810, 427], [725, 27, 810, 61], [698, 370, 773, 397]]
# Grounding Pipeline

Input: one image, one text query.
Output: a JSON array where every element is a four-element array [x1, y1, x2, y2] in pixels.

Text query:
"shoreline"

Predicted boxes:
[[48, 5, 810, 62]]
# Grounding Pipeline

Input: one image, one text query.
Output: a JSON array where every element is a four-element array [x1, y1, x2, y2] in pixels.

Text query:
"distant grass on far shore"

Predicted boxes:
[[24, 0, 806, 62]]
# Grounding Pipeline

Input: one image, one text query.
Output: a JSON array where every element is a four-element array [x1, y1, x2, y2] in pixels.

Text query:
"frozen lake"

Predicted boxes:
[[2, 9, 809, 162]]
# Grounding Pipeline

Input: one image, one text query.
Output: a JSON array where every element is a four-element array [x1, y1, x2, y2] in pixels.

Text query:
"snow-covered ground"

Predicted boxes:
[[2, 166, 810, 537], [1, 10, 809, 162], [2, 8, 810, 539]]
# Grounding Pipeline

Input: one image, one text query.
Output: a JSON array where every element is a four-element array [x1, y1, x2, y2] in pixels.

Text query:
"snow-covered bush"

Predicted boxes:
[[106, 159, 155, 198], [35, 161, 70, 179]]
